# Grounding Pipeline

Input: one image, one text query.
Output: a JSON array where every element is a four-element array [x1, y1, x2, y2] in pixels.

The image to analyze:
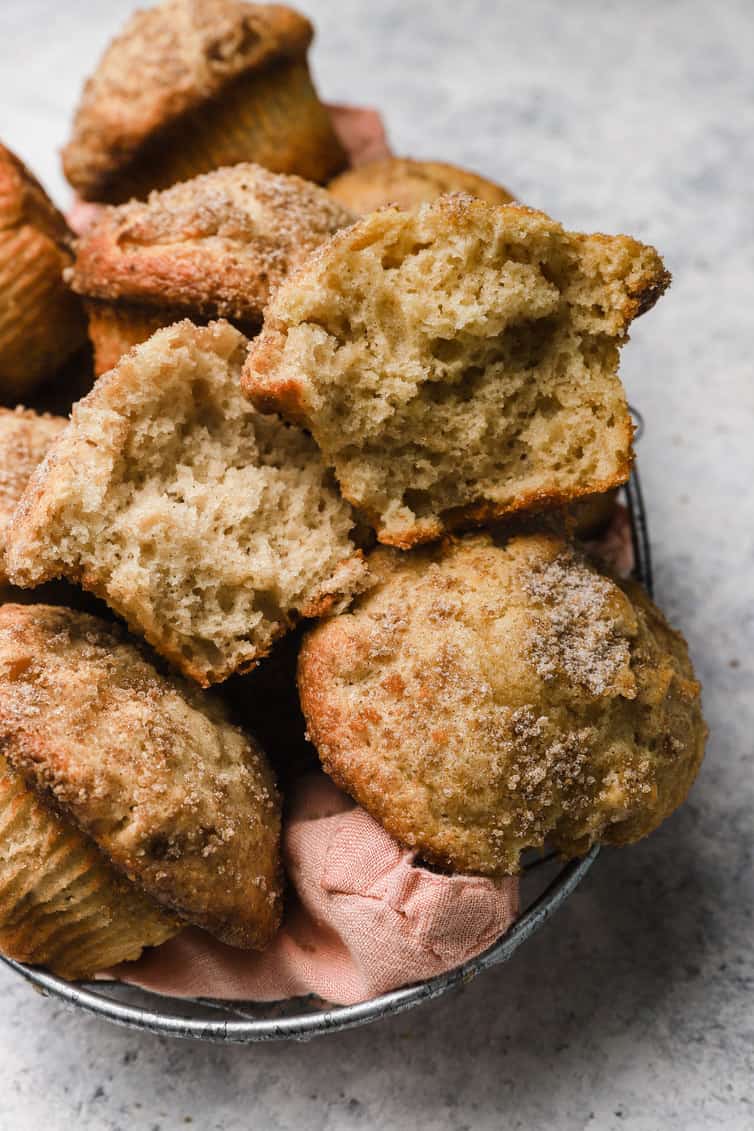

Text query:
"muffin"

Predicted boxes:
[[0, 752, 178, 981], [299, 533, 707, 875], [68, 164, 355, 374], [0, 408, 66, 582], [0, 603, 283, 952], [62, 0, 347, 204], [243, 196, 670, 548], [5, 320, 369, 686], [0, 143, 87, 400], [329, 157, 515, 213]]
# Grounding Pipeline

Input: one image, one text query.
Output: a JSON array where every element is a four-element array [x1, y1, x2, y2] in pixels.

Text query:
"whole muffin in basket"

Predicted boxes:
[[0, 602, 283, 976], [329, 157, 514, 214], [0, 143, 87, 400], [298, 532, 707, 876], [68, 164, 355, 375], [62, 0, 347, 204]]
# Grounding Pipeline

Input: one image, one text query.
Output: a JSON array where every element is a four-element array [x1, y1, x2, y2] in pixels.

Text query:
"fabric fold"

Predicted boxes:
[[116, 773, 519, 1006]]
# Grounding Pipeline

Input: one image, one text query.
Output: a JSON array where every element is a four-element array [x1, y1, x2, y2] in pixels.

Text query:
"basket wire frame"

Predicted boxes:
[[1, 431, 653, 1044]]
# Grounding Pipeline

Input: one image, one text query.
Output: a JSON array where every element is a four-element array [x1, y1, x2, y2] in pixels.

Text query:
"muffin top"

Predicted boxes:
[[299, 532, 706, 875], [63, 0, 314, 200], [68, 164, 355, 325], [328, 157, 515, 214], [0, 603, 283, 949]]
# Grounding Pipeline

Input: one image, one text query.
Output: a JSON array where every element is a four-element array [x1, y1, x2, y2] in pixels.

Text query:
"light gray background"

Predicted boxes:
[[1, 2, 752, 1128]]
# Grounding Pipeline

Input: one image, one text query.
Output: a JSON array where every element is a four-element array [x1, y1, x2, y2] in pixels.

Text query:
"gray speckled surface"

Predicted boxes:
[[1, 2, 752, 1128]]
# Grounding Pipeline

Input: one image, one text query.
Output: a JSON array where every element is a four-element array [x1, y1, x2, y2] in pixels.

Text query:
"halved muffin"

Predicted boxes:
[[6, 320, 369, 685], [244, 197, 670, 548]]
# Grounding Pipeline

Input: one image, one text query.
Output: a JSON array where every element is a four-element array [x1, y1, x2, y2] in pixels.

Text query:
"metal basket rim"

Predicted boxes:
[[1, 453, 652, 1044]]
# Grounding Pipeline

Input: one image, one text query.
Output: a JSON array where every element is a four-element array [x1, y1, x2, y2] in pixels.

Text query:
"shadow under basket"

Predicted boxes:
[[0, 423, 653, 1044]]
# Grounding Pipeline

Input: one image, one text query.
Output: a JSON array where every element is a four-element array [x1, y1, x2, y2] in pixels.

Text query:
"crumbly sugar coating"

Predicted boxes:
[[70, 164, 356, 325], [0, 143, 87, 397], [62, 0, 345, 200], [244, 196, 670, 548], [5, 320, 368, 685], [0, 408, 66, 581], [328, 157, 515, 214], [0, 603, 283, 948], [298, 533, 706, 875], [0, 752, 178, 980]]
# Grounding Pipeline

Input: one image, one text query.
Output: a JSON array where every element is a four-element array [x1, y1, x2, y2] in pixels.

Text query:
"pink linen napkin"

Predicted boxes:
[[116, 773, 519, 1005], [326, 103, 392, 167], [584, 502, 635, 578]]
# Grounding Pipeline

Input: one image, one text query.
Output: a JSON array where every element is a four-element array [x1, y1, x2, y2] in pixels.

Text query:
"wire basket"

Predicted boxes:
[[0, 443, 653, 1044]]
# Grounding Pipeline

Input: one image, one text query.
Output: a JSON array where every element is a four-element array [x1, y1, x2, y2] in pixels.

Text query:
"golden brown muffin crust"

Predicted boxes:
[[0, 603, 283, 948], [0, 408, 66, 581], [0, 144, 87, 397], [0, 752, 178, 980], [69, 164, 356, 325], [63, 0, 314, 200], [299, 533, 706, 875], [0, 144, 69, 241], [328, 157, 515, 214]]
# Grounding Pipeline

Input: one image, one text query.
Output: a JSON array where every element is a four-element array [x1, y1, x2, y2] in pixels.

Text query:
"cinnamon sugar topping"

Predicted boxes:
[[524, 551, 632, 697]]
